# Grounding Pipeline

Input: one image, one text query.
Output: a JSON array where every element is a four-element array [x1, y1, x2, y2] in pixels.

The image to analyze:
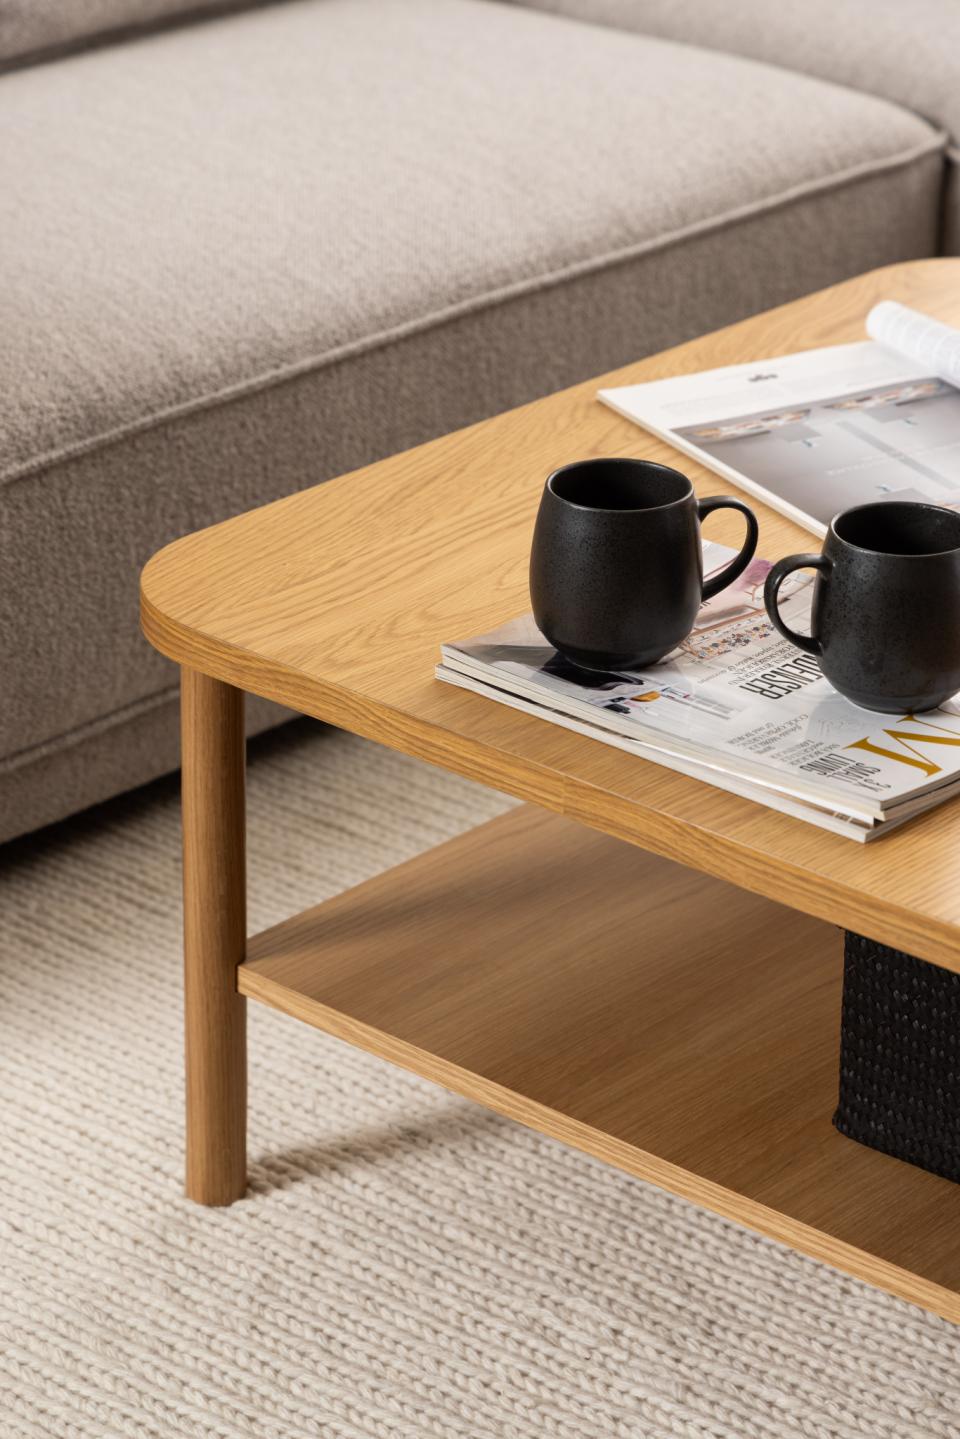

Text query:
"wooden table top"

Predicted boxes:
[[142, 258, 960, 971]]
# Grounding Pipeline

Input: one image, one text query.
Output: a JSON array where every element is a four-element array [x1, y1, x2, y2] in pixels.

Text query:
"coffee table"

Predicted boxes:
[[142, 259, 960, 1324]]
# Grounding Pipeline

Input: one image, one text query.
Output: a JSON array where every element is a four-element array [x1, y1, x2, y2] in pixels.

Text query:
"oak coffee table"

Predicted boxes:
[[142, 259, 960, 1325]]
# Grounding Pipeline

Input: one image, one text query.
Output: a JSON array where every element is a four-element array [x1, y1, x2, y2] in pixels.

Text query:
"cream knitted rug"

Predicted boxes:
[[2, 721, 959, 1439]]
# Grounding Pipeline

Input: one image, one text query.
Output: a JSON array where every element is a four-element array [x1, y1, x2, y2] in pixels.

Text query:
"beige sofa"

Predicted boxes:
[[1, 0, 955, 843]]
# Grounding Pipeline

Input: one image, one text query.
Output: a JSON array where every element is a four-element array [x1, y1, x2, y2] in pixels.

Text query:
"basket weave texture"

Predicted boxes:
[[834, 931, 960, 1183]]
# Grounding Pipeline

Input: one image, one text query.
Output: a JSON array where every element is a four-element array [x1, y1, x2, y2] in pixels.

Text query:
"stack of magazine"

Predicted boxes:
[[437, 544, 960, 841], [437, 302, 960, 841]]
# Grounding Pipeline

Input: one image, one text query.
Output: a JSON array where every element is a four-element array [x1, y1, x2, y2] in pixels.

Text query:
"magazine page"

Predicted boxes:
[[599, 324, 960, 537], [440, 544, 960, 820], [868, 300, 960, 388]]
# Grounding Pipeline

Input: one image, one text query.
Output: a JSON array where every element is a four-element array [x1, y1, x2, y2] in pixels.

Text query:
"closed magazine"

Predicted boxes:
[[437, 543, 960, 840]]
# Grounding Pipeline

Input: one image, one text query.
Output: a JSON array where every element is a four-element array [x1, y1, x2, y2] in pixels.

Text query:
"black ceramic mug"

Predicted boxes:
[[764, 501, 960, 713], [529, 458, 759, 670]]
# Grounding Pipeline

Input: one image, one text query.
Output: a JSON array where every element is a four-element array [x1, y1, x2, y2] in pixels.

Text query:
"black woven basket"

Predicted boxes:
[[834, 931, 960, 1183]]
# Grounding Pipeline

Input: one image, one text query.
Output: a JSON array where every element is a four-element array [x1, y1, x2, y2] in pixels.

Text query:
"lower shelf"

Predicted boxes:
[[241, 805, 960, 1323]]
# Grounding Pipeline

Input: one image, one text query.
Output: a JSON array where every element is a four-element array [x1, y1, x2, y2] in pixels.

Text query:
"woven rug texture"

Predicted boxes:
[[2, 721, 959, 1439]]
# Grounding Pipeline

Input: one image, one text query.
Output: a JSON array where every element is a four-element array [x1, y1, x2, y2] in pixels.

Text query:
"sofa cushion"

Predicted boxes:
[[510, 0, 960, 250], [0, 0, 945, 840], [0, 0, 264, 67]]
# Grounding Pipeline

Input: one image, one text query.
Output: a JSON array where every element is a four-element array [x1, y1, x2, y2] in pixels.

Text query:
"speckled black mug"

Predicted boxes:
[[530, 458, 759, 670], [764, 500, 960, 713]]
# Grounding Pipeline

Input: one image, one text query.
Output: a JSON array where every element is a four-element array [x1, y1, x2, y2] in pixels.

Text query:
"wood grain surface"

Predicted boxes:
[[241, 805, 960, 1323], [143, 260, 960, 970]]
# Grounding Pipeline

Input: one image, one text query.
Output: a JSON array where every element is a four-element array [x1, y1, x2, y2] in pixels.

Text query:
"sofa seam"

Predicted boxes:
[[0, 683, 181, 775], [0, 127, 946, 492]]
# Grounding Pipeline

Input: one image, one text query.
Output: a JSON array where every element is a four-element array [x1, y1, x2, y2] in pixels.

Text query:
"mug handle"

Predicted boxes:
[[763, 553, 831, 656], [697, 496, 760, 600]]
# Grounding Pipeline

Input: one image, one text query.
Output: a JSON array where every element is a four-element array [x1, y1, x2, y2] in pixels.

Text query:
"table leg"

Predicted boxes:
[[181, 667, 247, 1205]]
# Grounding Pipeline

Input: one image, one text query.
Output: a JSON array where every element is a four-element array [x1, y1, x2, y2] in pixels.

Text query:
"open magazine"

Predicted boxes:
[[599, 302, 960, 537], [437, 543, 960, 841]]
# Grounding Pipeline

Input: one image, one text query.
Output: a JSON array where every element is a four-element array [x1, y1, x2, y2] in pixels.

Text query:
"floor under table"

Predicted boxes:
[[240, 804, 960, 1324]]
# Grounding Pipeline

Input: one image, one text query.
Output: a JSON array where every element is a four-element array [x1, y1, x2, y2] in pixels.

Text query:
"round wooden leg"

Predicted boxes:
[[181, 667, 247, 1205]]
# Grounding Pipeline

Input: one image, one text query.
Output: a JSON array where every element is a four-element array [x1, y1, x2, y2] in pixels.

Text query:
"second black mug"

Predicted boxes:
[[764, 500, 960, 713], [530, 457, 759, 670]]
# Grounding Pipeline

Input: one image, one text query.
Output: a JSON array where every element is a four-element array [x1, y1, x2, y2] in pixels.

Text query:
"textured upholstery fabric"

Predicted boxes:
[[0, 0, 945, 841], [510, 0, 960, 250], [0, 0, 264, 66], [0, 693, 292, 843]]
